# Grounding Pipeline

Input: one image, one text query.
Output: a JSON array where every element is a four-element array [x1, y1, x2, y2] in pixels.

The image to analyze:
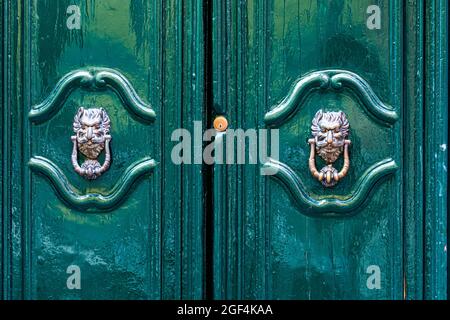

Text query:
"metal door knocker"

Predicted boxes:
[[308, 110, 351, 187], [71, 107, 112, 180]]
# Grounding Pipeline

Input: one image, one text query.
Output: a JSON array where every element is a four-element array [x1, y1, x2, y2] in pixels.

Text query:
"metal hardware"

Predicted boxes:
[[308, 110, 351, 187], [214, 116, 228, 132], [71, 107, 112, 180]]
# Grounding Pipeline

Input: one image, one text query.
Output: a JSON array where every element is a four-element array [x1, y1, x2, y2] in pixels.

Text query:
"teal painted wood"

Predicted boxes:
[[0, 0, 447, 301], [212, 133, 228, 298], [212, 0, 405, 300], [2, 0, 28, 299], [424, 0, 448, 300], [2, 0, 206, 300], [264, 158, 398, 216], [159, 0, 181, 299], [28, 68, 158, 212], [0, 0, 5, 300], [404, 0, 425, 300], [263, 69, 400, 216], [264, 70, 399, 127], [389, 0, 405, 300], [179, 0, 207, 298], [29, 68, 157, 124], [28, 156, 157, 212]]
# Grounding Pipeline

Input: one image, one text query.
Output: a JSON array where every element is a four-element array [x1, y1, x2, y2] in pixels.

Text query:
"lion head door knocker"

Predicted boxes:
[[308, 110, 351, 187], [71, 107, 112, 180]]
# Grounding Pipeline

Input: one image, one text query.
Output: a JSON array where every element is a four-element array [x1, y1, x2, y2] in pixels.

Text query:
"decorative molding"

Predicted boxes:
[[264, 70, 399, 127], [263, 158, 398, 216], [28, 67, 158, 213], [29, 156, 157, 212], [29, 68, 156, 123], [263, 69, 399, 217]]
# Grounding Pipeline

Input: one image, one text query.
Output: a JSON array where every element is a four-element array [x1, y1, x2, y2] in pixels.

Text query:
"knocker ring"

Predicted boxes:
[[308, 109, 351, 187], [71, 107, 112, 180]]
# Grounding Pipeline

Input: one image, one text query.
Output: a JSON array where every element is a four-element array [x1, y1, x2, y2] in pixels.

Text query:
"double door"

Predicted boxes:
[[1, 0, 447, 300]]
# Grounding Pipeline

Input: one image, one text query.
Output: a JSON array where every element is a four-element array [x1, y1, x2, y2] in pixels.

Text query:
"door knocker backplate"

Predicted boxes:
[[71, 107, 112, 180], [308, 110, 351, 187]]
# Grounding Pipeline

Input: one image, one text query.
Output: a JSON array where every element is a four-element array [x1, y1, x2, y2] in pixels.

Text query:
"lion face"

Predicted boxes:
[[311, 110, 349, 164], [73, 107, 111, 159]]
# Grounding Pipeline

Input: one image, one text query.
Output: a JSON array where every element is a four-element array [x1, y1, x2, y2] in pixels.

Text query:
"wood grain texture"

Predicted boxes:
[[28, 156, 157, 212], [264, 158, 398, 216], [2, 0, 206, 300], [0, 0, 447, 301], [29, 68, 157, 124], [424, 0, 448, 300], [1, 0, 5, 300], [404, 0, 425, 300], [264, 70, 399, 127], [2, 0, 27, 300], [212, 0, 404, 300]]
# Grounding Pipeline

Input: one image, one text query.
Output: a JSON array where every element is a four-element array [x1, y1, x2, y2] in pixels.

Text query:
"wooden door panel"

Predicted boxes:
[[0, 0, 447, 301], [212, 0, 448, 300], [212, 0, 404, 300], [1, 0, 205, 300]]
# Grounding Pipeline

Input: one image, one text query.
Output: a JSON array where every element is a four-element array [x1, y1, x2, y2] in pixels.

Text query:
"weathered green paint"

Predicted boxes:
[[1, 0, 448, 301], [1, 0, 4, 299], [424, 0, 448, 300], [212, 0, 447, 300], [404, 0, 425, 300], [1, 0, 205, 299]]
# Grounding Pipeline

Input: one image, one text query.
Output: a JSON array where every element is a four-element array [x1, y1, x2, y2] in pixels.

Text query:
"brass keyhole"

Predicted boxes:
[[214, 116, 228, 132]]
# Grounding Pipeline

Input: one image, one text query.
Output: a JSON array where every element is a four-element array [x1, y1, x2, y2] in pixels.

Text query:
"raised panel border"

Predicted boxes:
[[264, 158, 398, 216], [29, 156, 157, 212], [264, 69, 399, 127], [29, 68, 157, 124], [28, 67, 158, 213], [263, 69, 399, 216]]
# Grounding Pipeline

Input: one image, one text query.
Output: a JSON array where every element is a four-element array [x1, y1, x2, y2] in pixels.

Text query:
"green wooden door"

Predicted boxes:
[[1, 0, 205, 299], [211, 0, 448, 300], [1, 0, 448, 300]]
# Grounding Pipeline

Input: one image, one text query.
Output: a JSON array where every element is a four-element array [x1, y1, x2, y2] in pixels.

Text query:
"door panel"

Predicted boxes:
[[423, 0, 448, 299], [212, 0, 447, 300], [212, 0, 404, 299], [1, 0, 447, 301], [2, 0, 205, 299]]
